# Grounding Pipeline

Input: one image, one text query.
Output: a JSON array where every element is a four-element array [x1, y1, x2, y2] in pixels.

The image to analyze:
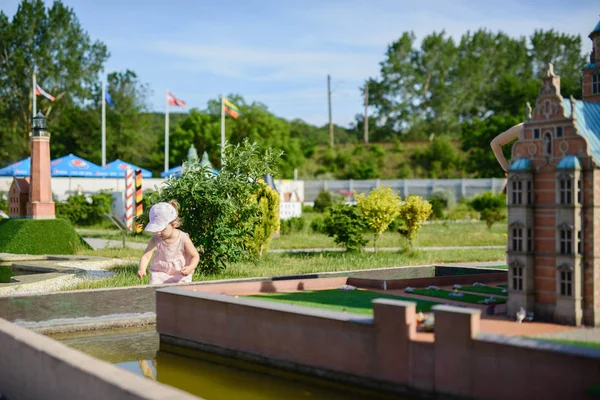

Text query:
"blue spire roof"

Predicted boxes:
[[563, 99, 600, 163], [593, 19, 600, 34], [509, 158, 532, 171], [557, 155, 582, 170]]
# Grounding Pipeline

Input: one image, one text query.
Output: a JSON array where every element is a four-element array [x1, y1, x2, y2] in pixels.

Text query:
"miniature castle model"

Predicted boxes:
[[507, 19, 600, 326]]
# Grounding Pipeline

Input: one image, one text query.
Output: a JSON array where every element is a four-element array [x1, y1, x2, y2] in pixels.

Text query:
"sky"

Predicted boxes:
[[1, 0, 599, 127]]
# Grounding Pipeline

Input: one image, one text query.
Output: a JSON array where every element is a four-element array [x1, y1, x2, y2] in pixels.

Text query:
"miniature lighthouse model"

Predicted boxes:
[[26, 112, 55, 219]]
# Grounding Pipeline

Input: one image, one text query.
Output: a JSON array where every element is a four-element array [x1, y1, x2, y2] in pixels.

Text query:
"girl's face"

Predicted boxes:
[[158, 223, 175, 239]]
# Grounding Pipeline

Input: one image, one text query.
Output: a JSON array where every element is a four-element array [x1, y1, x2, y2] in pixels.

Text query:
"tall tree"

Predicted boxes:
[[0, 0, 108, 164]]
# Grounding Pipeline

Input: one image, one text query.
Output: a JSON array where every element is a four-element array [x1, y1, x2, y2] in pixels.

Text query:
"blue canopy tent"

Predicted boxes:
[[102, 159, 153, 178], [0, 157, 30, 176], [160, 165, 219, 178], [50, 154, 108, 177]]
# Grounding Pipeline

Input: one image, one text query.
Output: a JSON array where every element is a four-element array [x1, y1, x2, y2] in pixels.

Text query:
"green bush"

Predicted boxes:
[[0, 191, 7, 214], [143, 139, 281, 274], [0, 218, 90, 255], [55, 192, 113, 227], [247, 185, 280, 258], [280, 216, 305, 235], [428, 189, 456, 219], [302, 204, 314, 213], [310, 215, 327, 234], [313, 189, 333, 213], [323, 201, 367, 252], [0, 264, 11, 283], [468, 191, 507, 229]]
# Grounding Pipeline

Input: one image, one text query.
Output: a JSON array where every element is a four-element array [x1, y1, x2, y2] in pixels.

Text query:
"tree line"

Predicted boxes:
[[0, 0, 588, 178]]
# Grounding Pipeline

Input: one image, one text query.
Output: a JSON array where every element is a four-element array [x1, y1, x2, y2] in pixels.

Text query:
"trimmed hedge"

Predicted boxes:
[[0, 218, 90, 255]]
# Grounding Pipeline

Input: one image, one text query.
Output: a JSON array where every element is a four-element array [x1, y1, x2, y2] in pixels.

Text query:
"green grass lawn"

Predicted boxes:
[[460, 285, 508, 296], [246, 289, 439, 314], [411, 288, 507, 305], [65, 247, 506, 290], [497, 283, 508, 288]]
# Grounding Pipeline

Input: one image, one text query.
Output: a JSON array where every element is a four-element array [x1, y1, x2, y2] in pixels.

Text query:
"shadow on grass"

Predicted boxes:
[[246, 289, 439, 314], [279, 249, 419, 260]]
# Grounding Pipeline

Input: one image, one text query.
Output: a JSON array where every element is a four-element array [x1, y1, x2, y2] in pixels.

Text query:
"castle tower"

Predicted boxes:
[[582, 18, 600, 102], [26, 112, 55, 219]]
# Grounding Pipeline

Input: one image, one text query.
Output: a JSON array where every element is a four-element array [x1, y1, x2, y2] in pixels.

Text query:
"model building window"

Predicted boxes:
[[512, 267, 523, 291], [556, 126, 563, 137], [559, 178, 572, 204], [527, 181, 533, 204], [560, 229, 573, 255], [577, 177, 583, 204], [512, 181, 522, 204], [577, 230, 582, 254], [527, 228, 533, 252], [534, 128, 540, 139], [512, 228, 523, 251], [593, 72, 600, 94], [559, 270, 573, 296], [543, 133, 552, 155]]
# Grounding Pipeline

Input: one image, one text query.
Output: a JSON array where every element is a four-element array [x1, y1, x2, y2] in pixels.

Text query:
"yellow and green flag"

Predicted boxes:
[[223, 98, 240, 118]]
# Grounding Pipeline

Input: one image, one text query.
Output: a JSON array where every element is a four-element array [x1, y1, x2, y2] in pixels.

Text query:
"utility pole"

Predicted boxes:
[[364, 83, 369, 145], [328, 74, 333, 147]]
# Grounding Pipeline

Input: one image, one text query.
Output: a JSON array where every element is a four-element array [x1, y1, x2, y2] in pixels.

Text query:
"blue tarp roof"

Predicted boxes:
[[0, 157, 30, 176], [563, 99, 600, 164], [557, 155, 582, 170], [50, 154, 107, 177], [102, 159, 153, 178]]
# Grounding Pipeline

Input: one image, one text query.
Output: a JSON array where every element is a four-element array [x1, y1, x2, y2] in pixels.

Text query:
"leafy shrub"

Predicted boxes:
[[446, 203, 476, 220], [280, 216, 305, 235], [247, 184, 280, 258], [468, 191, 507, 229], [55, 192, 113, 227], [0, 264, 11, 283], [397, 195, 432, 247], [302, 204, 314, 213], [356, 186, 401, 252], [313, 189, 333, 213], [428, 189, 456, 220], [310, 215, 327, 234], [323, 201, 367, 251], [143, 139, 281, 274], [0, 191, 7, 214]]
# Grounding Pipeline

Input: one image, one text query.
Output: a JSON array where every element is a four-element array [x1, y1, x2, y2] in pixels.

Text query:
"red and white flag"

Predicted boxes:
[[35, 84, 55, 101], [167, 92, 186, 107]]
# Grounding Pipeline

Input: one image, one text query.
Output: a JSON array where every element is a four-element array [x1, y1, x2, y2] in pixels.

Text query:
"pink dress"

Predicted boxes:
[[149, 230, 193, 285]]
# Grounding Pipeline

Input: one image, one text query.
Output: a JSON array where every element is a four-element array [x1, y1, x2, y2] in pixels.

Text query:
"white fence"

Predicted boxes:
[[304, 178, 506, 203]]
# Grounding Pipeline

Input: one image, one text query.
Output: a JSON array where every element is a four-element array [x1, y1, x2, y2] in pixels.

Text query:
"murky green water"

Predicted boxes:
[[51, 326, 404, 400]]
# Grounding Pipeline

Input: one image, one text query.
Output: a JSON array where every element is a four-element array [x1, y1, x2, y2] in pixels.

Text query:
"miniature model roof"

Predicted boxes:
[[509, 158, 532, 171], [556, 155, 582, 170], [592, 19, 600, 34], [563, 99, 600, 164]]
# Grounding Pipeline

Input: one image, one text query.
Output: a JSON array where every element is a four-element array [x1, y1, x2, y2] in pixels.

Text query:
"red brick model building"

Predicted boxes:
[[8, 178, 30, 217], [507, 20, 600, 326], [26, 112, 55, 219]]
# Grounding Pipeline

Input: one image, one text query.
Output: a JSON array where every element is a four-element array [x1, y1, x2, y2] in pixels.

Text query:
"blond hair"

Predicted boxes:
[[168, 200, 182, 228]]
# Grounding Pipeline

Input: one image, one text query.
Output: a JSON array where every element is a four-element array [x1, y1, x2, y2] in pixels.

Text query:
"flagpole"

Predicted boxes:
[[220, 93, 225, 164], [32, 72, 37, 119], [165, 88, 170, 173], [101, 80, 106, 166]]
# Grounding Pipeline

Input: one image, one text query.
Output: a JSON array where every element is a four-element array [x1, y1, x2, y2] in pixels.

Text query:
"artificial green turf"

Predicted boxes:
[[0, 265, 11, 283], [460, 285, 508, 296], [246, 289, 440, 314], [412, 288, 507, 305], [0, 218, 90, 255], [532, 337, 600, 350]]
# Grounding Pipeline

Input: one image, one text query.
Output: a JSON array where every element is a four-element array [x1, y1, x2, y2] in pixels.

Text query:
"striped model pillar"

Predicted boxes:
[[134, 168, 144, 233], [125, 168, 134, 231]]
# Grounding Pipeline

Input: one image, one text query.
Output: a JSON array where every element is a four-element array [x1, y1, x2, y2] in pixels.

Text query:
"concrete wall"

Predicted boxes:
[[348, 271, 507, 290], [0, 317, 199, 400], [156, 287, 600, 400]]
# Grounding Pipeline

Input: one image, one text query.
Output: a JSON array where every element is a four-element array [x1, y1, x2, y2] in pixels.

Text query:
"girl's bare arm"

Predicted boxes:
[[137, 235, 156, 278], [490, 123, 524, 172], [181, 235, 200, 276]]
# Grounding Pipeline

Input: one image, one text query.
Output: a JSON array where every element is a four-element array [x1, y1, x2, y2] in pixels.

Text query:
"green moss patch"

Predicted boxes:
[[412, 288, 507, 305], [460, 285, 508, 296], [246, 289, 440, 314], [0, 218, 90, 255]]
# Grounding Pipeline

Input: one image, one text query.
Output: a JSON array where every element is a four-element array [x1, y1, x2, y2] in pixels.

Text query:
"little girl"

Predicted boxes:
[[137, 200, 200, 285]]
